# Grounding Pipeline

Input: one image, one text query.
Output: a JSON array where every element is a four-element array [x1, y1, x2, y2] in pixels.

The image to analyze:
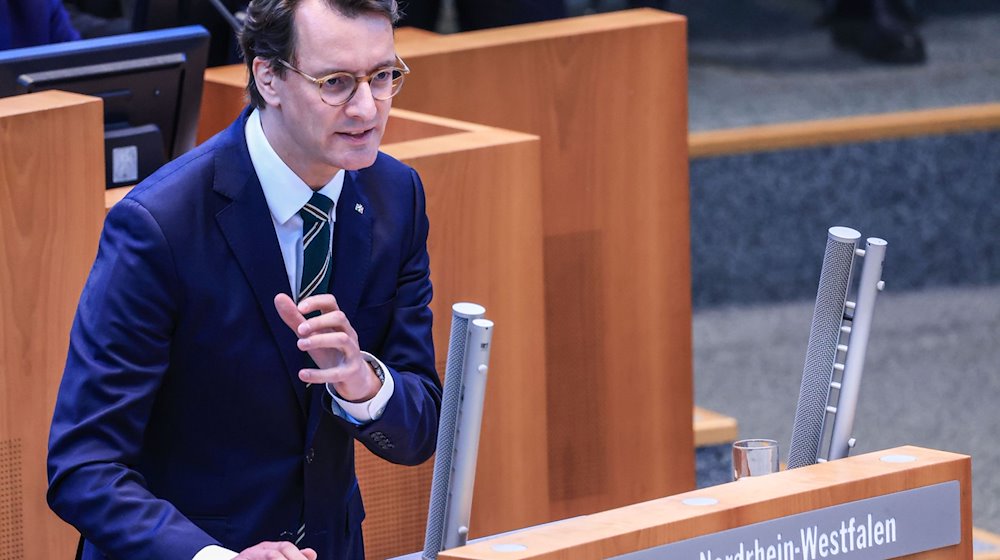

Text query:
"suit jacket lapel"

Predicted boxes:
[[212, 113, 310, 416], [330, 170, 373, 321]]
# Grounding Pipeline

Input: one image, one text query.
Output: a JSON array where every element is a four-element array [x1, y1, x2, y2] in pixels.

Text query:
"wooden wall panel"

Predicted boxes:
[[393, 9, 694, 519], [0, 91, 104, 559], [197, 65, 246, 144], [360, 112, 552, 558]]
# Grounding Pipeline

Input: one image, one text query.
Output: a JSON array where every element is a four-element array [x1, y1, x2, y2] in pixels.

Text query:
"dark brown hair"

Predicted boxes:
[[238, 0, 400, 108]]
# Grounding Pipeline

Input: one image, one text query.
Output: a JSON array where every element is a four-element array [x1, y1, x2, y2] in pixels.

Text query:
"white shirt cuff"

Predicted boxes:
[[327, 352, 394, 423], [193, 545, 237, 560]]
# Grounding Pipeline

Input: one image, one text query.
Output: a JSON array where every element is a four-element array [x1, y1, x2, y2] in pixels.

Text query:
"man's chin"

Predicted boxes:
[[330, 137, 382, 171], [335, 151, 379, 171]]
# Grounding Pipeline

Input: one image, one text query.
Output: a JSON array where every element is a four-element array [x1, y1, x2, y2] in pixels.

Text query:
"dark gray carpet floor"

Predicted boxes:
[[562, 0, 1000, 130], [684, 1, 1000, 131]]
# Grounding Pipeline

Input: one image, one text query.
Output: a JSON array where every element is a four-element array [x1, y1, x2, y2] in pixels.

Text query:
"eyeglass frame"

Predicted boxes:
[[276, 55, 411, 106]]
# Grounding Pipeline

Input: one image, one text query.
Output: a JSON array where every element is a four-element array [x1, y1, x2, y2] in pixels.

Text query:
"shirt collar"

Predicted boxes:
[[245, 108, 345, 225]]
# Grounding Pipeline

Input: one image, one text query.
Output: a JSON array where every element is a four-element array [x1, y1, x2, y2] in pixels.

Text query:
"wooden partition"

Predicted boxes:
[[689, 102, 1000, 158], [360, 110, 551, 558], [196, 5, 694, 530], [438, 446, 973, 559], [0, 91, 105, 559], [393, 9, 695, 520]]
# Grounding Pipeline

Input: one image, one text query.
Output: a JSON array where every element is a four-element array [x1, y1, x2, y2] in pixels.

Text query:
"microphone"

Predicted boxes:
[[205, 0, 244, 34], [787, 227, 887, 469], [422, 303, 494, 559]]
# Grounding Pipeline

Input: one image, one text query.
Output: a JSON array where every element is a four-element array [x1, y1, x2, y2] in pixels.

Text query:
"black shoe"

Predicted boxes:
[[829, 17, 926, 63], [827, 0, 926, 64]]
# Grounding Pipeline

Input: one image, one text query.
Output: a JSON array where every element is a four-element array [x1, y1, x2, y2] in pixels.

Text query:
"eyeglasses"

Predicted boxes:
[[278, 55, 410, 106]]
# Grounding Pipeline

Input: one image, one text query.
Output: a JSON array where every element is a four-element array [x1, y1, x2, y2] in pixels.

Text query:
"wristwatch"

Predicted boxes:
[[367, 358, 386, 383]]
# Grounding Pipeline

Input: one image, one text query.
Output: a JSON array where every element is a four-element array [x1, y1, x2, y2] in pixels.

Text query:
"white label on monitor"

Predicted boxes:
[[112, 146, 139, 184]]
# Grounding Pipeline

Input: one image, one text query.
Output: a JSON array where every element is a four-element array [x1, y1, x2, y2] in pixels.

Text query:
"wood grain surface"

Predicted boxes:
[[439, 446, 972, 559], [0, 91, 104, 559], [392, 9, 695, 521]]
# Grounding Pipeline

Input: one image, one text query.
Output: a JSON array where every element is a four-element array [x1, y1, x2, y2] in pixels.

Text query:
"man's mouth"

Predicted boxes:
[[338, 128, 373, 140]]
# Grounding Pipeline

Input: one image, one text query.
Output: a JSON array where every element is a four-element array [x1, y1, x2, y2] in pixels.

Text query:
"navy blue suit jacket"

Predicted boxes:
[[47, 110, 442, 559]]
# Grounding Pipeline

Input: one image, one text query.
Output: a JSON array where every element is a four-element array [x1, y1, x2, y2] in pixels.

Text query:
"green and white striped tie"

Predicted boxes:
[[299, 192, 334, 303]]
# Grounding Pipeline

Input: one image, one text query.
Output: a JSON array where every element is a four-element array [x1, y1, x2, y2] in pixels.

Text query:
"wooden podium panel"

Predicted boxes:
[[439, 446, 972, 559], [357, 110, 551, 558], [392, 9, 694, 520], [197, 64, 247, 145], [0, 91, 105, 559]]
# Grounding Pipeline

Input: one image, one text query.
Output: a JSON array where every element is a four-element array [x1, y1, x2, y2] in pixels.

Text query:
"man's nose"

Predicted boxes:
[[344, 81, 378, 120]]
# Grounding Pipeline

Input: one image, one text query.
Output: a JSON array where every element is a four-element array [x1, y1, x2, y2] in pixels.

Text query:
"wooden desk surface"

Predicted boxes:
[[439, 446, 971, 559]]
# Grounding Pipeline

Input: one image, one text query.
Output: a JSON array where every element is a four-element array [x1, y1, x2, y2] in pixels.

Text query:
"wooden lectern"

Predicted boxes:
[[0, 91, 104, 559], [355, 110, 552, 558], [435, 446, 971, 559], [393, 9, 695, 522]]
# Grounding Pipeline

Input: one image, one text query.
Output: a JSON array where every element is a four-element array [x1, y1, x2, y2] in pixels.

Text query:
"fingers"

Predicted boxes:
[[276, 292, 362, 375], [276, 293, 353, 337], [296, 331, 353, 352], [235, 540, 314, 559], [289, 294, 355, 337], [298, 365, 359, 385], [297, 293, 340, 317]]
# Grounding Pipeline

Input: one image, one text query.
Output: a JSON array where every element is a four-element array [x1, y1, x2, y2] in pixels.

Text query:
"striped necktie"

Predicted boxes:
[[294, 193, 333, 539], [299, 192, 334, 302]]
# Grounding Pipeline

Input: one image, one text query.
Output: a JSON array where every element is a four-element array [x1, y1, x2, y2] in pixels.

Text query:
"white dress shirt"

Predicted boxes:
[[192, 110, 394, 560]]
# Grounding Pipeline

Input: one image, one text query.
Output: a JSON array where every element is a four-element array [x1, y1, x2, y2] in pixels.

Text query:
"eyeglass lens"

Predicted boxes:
[[320, 68, 406, 105]]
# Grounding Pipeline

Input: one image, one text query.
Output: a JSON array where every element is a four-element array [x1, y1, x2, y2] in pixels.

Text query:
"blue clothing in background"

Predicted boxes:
[[1, 0, 81, 49]]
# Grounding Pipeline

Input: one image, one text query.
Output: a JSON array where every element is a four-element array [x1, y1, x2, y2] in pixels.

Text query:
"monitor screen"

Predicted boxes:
[[0, 26, 211, 188]]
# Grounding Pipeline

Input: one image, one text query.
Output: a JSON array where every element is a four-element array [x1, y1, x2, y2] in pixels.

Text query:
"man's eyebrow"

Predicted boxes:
[[318, 58, 398, 76]]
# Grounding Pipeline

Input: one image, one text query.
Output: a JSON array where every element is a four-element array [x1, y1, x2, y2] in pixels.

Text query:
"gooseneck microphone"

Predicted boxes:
[[422, 303, 494, 559], [788, 227, 887, 469], [205, 0, 244, 34]]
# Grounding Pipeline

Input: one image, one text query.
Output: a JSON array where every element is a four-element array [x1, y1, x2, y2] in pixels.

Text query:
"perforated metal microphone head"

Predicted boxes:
[[423, 303, 485, 558], [787, 227, 859, 469]]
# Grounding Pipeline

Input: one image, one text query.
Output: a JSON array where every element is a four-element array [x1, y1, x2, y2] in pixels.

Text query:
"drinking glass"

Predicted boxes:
[[732, 439, 779, 480]]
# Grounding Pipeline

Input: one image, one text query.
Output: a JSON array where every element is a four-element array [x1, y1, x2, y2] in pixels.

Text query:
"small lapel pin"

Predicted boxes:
[[355, 203, 364, 214]]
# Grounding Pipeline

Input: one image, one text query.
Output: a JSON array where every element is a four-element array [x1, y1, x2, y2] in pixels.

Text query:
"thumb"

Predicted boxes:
[[274, 293, 305, 334]]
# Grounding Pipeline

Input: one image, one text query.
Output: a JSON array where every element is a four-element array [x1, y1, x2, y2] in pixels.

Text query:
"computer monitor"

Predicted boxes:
[[0, 26, 210, 188]]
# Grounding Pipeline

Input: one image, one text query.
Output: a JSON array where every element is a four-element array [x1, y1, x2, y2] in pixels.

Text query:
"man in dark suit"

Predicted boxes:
[[46, 0, 442, 558]]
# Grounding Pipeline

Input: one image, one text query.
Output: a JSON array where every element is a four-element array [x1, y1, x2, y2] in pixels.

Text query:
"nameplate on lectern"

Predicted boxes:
[[610, 481, 960, 560]]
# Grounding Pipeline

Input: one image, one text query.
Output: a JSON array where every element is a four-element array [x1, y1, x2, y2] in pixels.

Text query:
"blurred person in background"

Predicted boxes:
[[1, 0, 80, 49]]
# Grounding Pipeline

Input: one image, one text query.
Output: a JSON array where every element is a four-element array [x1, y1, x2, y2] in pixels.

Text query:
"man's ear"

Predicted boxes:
[[252, 56, 281, 107]]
